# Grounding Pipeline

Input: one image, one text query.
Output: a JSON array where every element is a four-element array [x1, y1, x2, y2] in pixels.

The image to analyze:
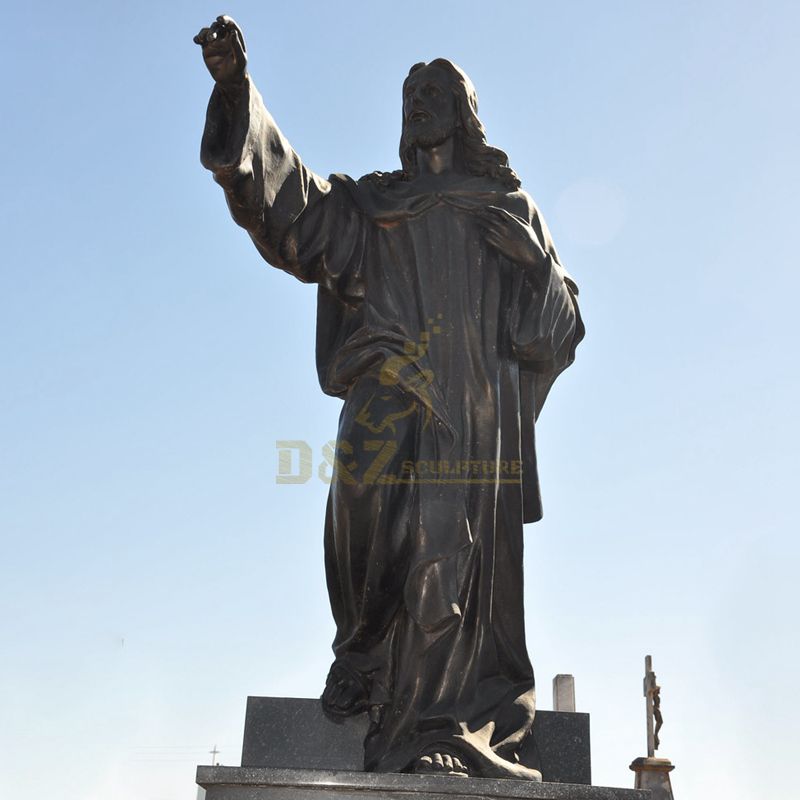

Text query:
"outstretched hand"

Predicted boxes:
[[477, 206, 550, 284], [194, 15, 248, 85]]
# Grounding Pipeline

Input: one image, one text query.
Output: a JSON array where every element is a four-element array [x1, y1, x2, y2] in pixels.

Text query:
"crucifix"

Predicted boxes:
[[643, 655, 663, 758], [630, 655, 674, 798], [209, 745, 220, 766]]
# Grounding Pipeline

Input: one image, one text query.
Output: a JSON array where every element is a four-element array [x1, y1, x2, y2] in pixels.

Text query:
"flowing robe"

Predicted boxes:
[[201, 77, 584, 779]]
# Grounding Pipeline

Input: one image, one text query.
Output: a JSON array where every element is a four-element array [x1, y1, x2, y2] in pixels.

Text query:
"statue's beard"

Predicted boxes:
[[403, 122, 456, 151]]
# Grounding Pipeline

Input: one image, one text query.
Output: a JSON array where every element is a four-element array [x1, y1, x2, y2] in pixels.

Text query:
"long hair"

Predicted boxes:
[[397, 59, 521, 191]]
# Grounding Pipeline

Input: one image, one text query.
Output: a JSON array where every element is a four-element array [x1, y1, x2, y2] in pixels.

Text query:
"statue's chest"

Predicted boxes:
[[367, 205, 506, 342]]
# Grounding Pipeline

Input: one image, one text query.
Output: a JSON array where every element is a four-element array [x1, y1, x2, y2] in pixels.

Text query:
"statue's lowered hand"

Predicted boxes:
[[194, 15, 248, 85]]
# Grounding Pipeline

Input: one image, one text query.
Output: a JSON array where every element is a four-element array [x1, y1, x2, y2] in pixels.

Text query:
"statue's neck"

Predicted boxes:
[[415, 137, 462, 177]]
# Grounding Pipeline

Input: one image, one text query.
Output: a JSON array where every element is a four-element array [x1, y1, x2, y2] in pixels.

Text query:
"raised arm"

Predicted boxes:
[[194, 17, 360, 289]]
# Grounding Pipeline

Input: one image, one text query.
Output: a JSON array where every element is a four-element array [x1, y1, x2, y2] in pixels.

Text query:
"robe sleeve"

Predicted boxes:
[[509, 201, 585, 523], [510, 205, 584, 415], [200, 77, 364, 298]]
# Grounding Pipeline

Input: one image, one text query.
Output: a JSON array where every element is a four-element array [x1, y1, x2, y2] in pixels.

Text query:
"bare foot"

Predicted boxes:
[[414, 751, 469, 777], [321, 662, 369, 718]]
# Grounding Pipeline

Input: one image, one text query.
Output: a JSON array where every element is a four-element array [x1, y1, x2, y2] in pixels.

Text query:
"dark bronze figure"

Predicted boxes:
[[195, 16, 584, 781], [653, 686, 663, 751]]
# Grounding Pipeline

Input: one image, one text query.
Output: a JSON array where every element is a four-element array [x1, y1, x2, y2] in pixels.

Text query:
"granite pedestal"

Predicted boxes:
[[195, 697, 648, 800], [197, 766, 650, 800]]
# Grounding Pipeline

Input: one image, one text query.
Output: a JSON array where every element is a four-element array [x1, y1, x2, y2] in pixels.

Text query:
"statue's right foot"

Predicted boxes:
[[321, 661, 369, 718], [414, 750, 469, 777]]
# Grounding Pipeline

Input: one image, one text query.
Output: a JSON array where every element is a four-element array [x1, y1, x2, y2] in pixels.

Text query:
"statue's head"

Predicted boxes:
[[399, 59, 521, 190]]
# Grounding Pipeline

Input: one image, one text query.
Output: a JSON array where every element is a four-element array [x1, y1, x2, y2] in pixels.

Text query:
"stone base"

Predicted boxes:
[[629, 758, 674, 800], [197, 766, 650, 800], [242, 697, 591, 785]]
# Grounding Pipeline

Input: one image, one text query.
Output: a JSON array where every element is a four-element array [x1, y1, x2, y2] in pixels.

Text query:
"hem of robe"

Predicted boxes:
[[364, 684, 539, 782]]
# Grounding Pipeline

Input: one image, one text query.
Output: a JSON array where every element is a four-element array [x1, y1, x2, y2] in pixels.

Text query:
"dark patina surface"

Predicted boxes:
[[196, 16, 584, 781]]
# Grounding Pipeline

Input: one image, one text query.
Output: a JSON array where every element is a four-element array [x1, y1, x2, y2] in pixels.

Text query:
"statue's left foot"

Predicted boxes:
[[414, 751, 469, 777], [321, 662, 369, 718]]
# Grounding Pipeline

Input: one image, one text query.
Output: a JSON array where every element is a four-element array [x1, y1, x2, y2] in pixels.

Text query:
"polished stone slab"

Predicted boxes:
[[241, 697, 591, 785], [197, 766, 649, 800]]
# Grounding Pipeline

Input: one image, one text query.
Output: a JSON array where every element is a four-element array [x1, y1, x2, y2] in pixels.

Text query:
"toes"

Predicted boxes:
[[415, 751, 469, 776]]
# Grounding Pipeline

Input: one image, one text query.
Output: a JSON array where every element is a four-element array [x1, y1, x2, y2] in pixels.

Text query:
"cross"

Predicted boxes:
[[643, 655, 662, 758], [209, 744, 220, 766]]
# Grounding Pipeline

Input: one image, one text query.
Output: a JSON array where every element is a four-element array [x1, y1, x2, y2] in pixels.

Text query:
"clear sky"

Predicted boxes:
[[2, 1, 798, 798]]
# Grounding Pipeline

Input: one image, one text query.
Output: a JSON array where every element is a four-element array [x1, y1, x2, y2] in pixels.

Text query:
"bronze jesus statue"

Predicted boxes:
[[195, 16, 584, 782]]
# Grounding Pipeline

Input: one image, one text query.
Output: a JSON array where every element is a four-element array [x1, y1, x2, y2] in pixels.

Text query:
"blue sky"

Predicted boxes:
[[2, 1, 798, 798]]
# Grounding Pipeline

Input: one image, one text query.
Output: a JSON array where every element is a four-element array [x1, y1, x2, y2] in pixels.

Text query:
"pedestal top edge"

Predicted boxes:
[[197, 765, 647, 799]]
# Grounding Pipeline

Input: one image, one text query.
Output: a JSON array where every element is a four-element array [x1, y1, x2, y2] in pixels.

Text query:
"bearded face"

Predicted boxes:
[[401, 64, 459, 151]]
